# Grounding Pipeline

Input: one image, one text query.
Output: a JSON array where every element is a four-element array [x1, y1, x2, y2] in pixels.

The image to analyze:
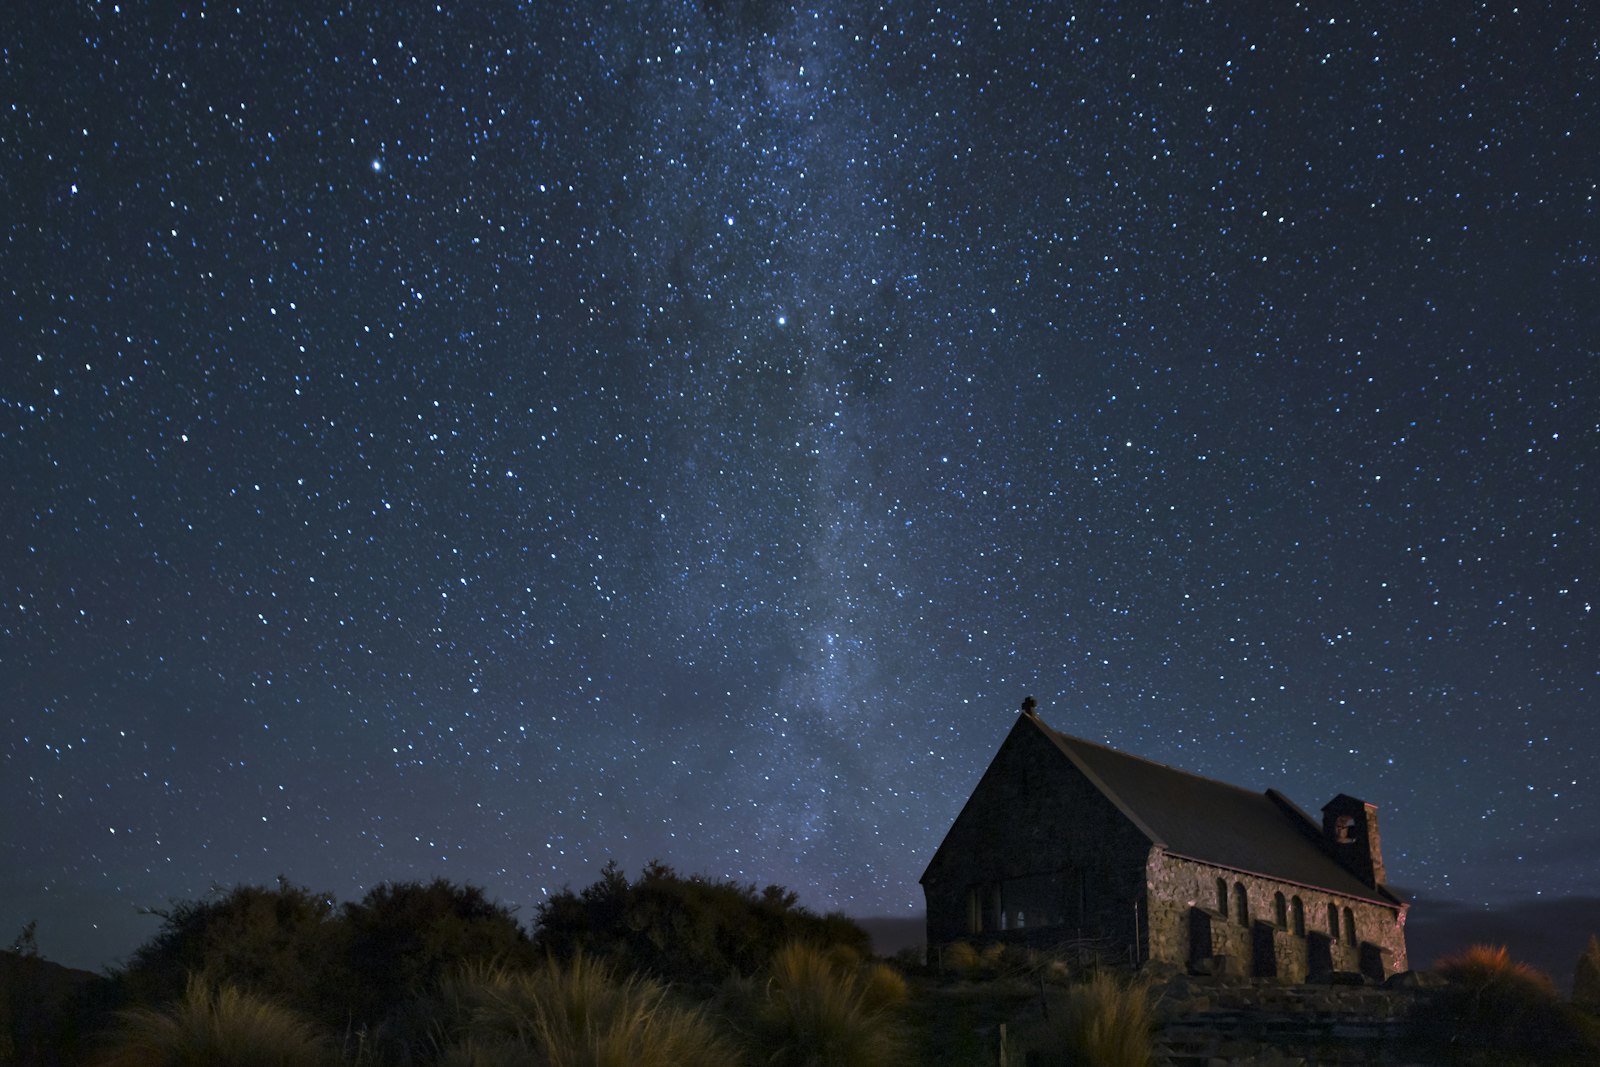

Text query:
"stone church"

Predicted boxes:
[[921, 702, 1409, 981]]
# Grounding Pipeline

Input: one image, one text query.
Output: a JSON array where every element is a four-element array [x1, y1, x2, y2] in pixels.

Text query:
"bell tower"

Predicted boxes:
[[1321, 794, 1387, 889]]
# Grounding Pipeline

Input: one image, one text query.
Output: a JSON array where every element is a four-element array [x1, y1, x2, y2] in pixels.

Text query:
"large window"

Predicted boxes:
[[967, 869, 1076, 933]]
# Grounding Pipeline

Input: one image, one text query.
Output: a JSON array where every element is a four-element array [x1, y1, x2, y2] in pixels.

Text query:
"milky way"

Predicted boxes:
[[3, 2, 1596, 969]]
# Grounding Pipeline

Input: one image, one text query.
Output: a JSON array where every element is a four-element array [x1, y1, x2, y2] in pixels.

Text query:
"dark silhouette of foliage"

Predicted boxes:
[[2, 950, 116, 1066], [1411, 944, 1600, 1065], [118, 878, 343, 1021], [1575, 934, 1600, 1015], [533, 860, 870, 984], [340, 878, 535, 1025], [8, 921, 39, 959], [117, 875, 531, 1040]]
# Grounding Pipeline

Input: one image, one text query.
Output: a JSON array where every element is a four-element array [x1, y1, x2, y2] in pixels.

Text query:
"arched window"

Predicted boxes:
[[1233, 883, 1249, 926], [1291, 896, 1306, 937], [1328, 903, 1341, 942], [1216, 878, 1228, 915], [1273, 892, 1288, 927], [1343, 907, 1357, 945]]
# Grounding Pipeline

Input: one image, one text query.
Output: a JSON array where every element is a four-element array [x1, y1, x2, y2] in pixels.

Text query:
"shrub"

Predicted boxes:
[[341, 879, 535, 1026], [117, 879, 343, 1021], [1035, 971, 1154, 1067], [1418, 944, 1597, 1064], [92, 976, 333, 1067], [735, 940, 910, 1067], [941, 941, 980, 975], [860, 962, 910, 1012], [437, 955, 739, 1067], [534, 860, 869, 983]]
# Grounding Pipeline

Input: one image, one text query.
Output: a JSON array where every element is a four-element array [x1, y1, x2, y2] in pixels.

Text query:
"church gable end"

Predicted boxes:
[[920, 711, 1152, 951], [923, 704, 1409, 981]]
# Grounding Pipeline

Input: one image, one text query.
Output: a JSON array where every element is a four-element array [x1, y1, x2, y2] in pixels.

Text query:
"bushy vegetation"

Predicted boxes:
[[436, 955, 739, 1067], [119, 879, 344, 1022], [116, 877, 532, 1037], [533, 860, 870, 984], [940, 940, 982, 975], [95, 869, 891, 1066], [1415, 944, 1600, 1065], [728, 940, 911, 1067], [1034, 971, 1154, 1067], [92, 976, 333, 1067], [341, 878, 536, 1027]]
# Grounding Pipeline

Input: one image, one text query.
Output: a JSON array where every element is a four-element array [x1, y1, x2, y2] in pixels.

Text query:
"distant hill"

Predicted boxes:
[[1405, 894, 1600, 995], [1, 950, 116, 1066], [857, 915, 924, 958]]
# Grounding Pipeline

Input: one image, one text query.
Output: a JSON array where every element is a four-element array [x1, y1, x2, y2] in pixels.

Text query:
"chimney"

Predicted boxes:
[[1321, 794, 1387, 888]]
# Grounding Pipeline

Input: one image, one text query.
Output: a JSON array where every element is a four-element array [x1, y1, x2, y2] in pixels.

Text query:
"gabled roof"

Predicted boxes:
[[1028, 715, 1402, 906]]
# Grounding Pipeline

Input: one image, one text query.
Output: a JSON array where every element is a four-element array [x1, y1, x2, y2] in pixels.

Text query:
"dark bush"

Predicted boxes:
[[533, 861, 870, 984], [1412, 944, 1600, 1065], [340, 878, 535, 1025], [117, 878, 343, 1020]]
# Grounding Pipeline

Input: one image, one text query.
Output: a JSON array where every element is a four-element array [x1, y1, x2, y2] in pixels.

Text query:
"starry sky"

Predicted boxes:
[[4, 2, 1596, 973]]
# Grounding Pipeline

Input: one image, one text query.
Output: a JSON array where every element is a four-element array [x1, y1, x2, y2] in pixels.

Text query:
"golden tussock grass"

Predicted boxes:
[[437, 954, 738, 1067], [92, 975, 333, 1067]]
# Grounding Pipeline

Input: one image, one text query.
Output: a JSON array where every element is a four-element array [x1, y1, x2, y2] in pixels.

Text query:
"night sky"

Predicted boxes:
[[4, 2, 1596, 973]]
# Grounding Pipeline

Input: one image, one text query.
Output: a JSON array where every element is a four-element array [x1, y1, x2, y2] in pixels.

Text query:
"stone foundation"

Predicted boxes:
[[1151, 973, 1437, 1067]]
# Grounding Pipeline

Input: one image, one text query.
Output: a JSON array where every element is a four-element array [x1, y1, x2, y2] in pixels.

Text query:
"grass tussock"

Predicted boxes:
[[438, 954, 738, 1067], [940, 941, 981, 976], [861, 961, 910, 1012], [1417, 943, 1600, 1065], [1035, 971, 1154, 1067], [1437, 944, 1557, 997], [739, 940, 911, 1067], [92, 975, 333, 1067]]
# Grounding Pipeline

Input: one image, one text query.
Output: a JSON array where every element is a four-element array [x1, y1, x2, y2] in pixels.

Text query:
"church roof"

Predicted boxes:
[[1029, 715, 1401, 905]]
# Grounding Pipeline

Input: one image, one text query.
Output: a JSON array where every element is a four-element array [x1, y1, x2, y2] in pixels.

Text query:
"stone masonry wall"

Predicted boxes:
[[1145, 849, 1408, 981]]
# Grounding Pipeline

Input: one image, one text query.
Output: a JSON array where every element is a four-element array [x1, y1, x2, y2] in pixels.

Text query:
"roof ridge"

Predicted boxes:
[[1034, 717, 1278, 802]]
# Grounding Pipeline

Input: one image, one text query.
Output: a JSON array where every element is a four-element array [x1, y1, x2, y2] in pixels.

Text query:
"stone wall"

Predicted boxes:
[[1144, 849, 1408, 981], [922, 717, 1152, 956]]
